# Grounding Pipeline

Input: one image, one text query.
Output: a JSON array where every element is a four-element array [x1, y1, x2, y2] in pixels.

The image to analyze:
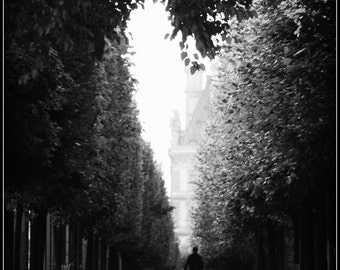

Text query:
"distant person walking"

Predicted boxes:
[[184, 247, 204, 270]]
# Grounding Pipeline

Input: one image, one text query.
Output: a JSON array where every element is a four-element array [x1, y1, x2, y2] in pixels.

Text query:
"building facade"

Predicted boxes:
[[169, 69, 211, 255]]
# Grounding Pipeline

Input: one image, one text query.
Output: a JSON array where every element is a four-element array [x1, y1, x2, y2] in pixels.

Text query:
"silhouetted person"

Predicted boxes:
[[184, 247, 204, 270]]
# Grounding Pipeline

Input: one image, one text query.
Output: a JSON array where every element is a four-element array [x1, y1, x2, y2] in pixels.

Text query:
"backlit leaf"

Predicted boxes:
[[181, 51, 188, 60], [190, 65, 197, 75]]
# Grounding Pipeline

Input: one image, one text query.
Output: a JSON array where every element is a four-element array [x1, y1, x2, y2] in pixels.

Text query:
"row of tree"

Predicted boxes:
[[5, 1, 266, 269], [193, 1, 335, 270], [5, 0, 335, 269], [4, 1, 179, 269]]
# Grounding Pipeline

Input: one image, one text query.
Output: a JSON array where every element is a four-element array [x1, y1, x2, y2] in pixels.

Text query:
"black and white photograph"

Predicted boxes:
[[3, 0, 336, 270]]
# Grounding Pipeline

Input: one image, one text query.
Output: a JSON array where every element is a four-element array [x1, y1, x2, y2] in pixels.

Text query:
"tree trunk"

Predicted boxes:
[[82, 238, 87, 270], [93, 233, 98, 270], [19, 211, 28, 270], [86, 227, 94, 270], [75, 223, 82, 270], [99, 241, 107, 270], [108, 246, 119, 270], [299, 197, 314, 270], [276, 227, 284, 270], [325, 186, 336, 270], [97, 239, 101, 270], [45, 214, 53, 270], [267, 224, 276, 270], [30, 212, 47, 270], [53, 223, 63, 270], [254, 228, 266, 270], [312, 191, 327, 270], [325, 176, 336, 270], [14, 204, 23, 270], [5, 209, 15, 270], [292, 212, 300, 265], [69, 223, 79, 269]]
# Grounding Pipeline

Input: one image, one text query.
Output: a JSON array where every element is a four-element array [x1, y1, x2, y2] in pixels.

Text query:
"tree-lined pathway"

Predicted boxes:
[[4, 0, 335, 270]]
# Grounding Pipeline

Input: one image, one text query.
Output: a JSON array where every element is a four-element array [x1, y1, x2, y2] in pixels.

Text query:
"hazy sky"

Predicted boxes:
[[127, 1, 186, 193]]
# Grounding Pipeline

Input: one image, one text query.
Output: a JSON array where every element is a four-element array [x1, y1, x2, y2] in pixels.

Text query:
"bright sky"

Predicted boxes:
[[127, 1, 186, 194]]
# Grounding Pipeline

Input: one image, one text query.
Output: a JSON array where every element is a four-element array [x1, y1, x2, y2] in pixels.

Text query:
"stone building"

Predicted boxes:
[[169, 69, 211, 255]]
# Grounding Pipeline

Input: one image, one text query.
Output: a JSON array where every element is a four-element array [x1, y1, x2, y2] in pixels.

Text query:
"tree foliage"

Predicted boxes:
[[138, 143, 177, 269], [5, 0, 260, 78], [5, 17, 178, 270], [164, 0, 257, 72], [193, 0, 335, 266], [5, 0, 145, 81], [5, 0, 335, 268]]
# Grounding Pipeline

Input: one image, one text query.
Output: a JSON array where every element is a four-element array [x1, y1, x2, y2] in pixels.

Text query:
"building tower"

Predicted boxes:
[[169, 68, 211, 256]]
